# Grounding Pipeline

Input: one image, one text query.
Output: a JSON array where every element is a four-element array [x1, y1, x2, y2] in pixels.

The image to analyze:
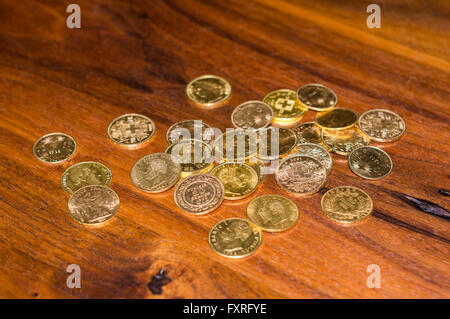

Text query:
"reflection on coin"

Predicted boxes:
[[213, 129, 258, 161], [321, 127, 370, 156], [315, 108, 357, 130], [208, 218, 262, 258], [210, 162, 258, 200], [186, 75, 231, 106], [296, 84, 337, 112], [166, 119, 215, 145], [33, 133, 76, 163], [68, 185, 120, 226], [107, 113, 155, 146], [231, 101, 273, 130], [258, 127, 297, 160], [165, 139, 214, 177], [358, 109, 406, 142], [174, 174, 224, 215], [263, 89, 307, 121], [220, 157, 266, 184], [275, 155, 327, 195], [247, 194, 299, 232], [293, 122, 323, 145], [131, 153, 181, 193], [61, 161, 112, 194], [321, 186, 373, 224], [295, 143, 332, 175], [348, 146, 392, 180]]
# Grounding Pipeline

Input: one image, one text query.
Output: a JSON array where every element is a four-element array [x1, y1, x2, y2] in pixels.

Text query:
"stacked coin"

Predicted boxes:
[[263, 89, 307, 126]]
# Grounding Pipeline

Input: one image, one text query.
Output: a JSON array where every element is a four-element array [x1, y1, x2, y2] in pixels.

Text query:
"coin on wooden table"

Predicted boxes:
[[296, 84, 337, 112], [210, 162, 258, 200], [166, 119, 215, 145], [107, 113, 155, 147], [292, 122, 323, 146], [247, 194, 299, 232], [33, 133, 76, 164], [321, 127, 370, 156], [131, 153, 181, 193], [220, 157, 266, 184], [321, 186, 373, 224], [263, 89, 307, 122], [208, 218, 262, 258], [174, 174, 224, 215], [213, 129, 258, 161], [348, 146, 392, 180], [295, 143, 332, 175], [257, 127, 297, 160], [358, 109, 406, 142], [186, 75, 231, 106], [68, 185, 120, 226], [231, 101, 273, 130], [275, 155, 327, 195], [315, 108, 358, 130], [61, 161, 112, 194]]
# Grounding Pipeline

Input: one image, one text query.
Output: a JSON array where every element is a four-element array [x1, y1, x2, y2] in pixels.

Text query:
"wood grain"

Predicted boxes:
[[0, 0, 449, 298]]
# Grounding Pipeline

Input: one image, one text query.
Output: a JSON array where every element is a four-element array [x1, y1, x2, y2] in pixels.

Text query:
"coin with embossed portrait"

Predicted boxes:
[[295, 143, 332, 175], [107, 113, 155, 147], [358, 109, 406, 142], [61, 161, 112, 194], [231, 101, 273, 130], [210, 162, 258, 200], [165, 139, 214, 177], [292, 122, 323, 146], [296, 84, 337, 112], [213, 129, 258, 162], [186, 75, 231, 106], [257, 127, 297, 160], [33, 133, 76, 164], [166, 119, 215, 145], [348, 146, 392, 180]]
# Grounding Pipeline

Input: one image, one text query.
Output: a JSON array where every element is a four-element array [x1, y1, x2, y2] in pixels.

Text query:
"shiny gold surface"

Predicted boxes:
[[257, 127, 297, 160], [107, 113, 155, 146], [315, 108, 357, 130], [263, 89, 307, 120], [247, 194, 299, 232], [321, 186, 373, 224], [321, 126, 370, 156], [231, 101, 273, 130], [348, 146, 393, 180], [61, 161, 112, 195], [186, 75, 231, 106], [358, 109, 406, 142], [295, 143, 333, 175], [292, 122, 323, 145], [296, 84, 337, 111], [213, 129, 258, 161], [33, 133, 76, 163], [166, 119, 215, 145], [165, 139, 214, 176], [220, 157, 266, 184], [210, 162, 258, 200], [208, 218, 262, 258]]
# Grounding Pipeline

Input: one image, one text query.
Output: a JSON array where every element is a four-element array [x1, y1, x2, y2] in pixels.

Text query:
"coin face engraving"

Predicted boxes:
[[258, 127, 297, 160], [213, 129, 258, 161], [186, 75, 231, 106], [209, 218, 262, 258], [247, 194, 299, 232], [321, 186, 373, 224], [61, 161, 112, 194], [263, 89, 307, 120], [295, 143, 332, 175], [68, 185, 120, 226], [293, 122, 323, 145], [33, 133, 76, 163], [358, 109, 406, 142], [166, 120, 215, 144], [210, 162, 258, 200], [315, 108, 357, 130], [131, 153, 181, 193], [296, 84, 337, 111], [165, 139, 214, 175], [107, 114, 155, 146], [348, 146, 392, 180], [321, 127, 370, 156], [231, 101, 273, 130]]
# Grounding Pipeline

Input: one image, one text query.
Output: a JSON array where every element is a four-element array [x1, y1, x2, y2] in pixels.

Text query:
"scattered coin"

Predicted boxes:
[[68, 185, 120, 226], [166, 119, 215, 145], [275, 155, 327, 195], [213, 129, 258, 161], [358, 109, 406, 142], [107, 113, 155, 146], [210, 162, 258, 200], [131, 153, 181, 193], [258, 127, 297, 160], [321, 186, 373, 224], [165, 139, 214, 177], [321, 126, 370, 156], [208, 218, 262, 258], [296, 84, 337, 112], [315, 108, 357, 130], [263, 89, 307, 122], [295, 143, 332, 175], [220, 157, 266, 184], [186, 75, 231, 106], [61, 161, 112, 195], [33, 133, 76, 164], [292, 122, 323, 146], [348, 146, 392, 180], [247, 194, 299, 232], [231, 101, 273, 130]]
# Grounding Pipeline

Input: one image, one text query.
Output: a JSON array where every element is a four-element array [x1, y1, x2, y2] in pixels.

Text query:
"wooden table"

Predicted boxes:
[[0, 0, 448, 299]]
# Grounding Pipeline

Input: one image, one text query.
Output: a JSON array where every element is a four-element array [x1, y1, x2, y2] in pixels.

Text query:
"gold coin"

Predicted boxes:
[[358, 109, 406, 142], [247, 194, 299, 232], [295, 143, 332, 175], [315, 108, 358, 130], [348, 146, 392, 180], [166, 119, 216, 145], [231, 101, 273, 130], [271, 114, 305, 127], [174, 173, 224, 215], [68, 185, 120, 226], [257, 127, 297, 160], [33, 133, 76, 164], [61, 161, 113, 195], [210, 162, 258, 200], [213, 129, 258, 161], [292, 122, 323, 145], [275, 155, 327, 195], [263, 89, 307, 121], [220, 157, 266, 184], [107, 113, 155, 146], [296, 83, 337, 111], [321, 186, 373, 224], [321, 126, 370, 156], [165, 139, 214, 177], [131, 153, 181, 193], [186, 75, 231, 106], [208, 218, 262, 258]]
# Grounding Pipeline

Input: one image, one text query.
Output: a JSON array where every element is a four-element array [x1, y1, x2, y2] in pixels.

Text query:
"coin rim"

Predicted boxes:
[[257, 127, 298, 160], [262, 89, 307, 120], [321, 127, 370, 156], [295, 142, 333, 175], [296, 83, 338, 112], [107, 113, 156, 146], [315, 108, 358, 130], [231, 100, 274, 130], [165, 119, 214, 145], [61, 161, 113, 194], [33, 132, 77, 164], [185, 74, 232, 106], [165, 138, 214, 174], [358, 108, 406, 142], [348, 146, 393, 180]]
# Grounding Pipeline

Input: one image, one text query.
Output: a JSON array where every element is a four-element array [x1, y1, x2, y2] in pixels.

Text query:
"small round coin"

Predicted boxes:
[[166, 119, 215, 145], [358, 109, 406, 142], [257, 127, 297, 160], [263, 89, 307, 121], [296, 84, 337, 112], [247, 194, 299, 232], [186, 75, 231, 106], [61, 161, 113, 194], [295, 143, 332, 175], [107, 113, 155, 146], [321, 186, 373, 224], [315, 108, 358, 130], [210, 162, 258, 200], [68, 185, 120, 226], [231, 101, 273, 130], [165, 139, 214, 177], [348, 146, 392, 180], [321, 126, 370, 156], [276, 155, 327, 195], [292, 122, 323, 145], [33, 133, 76, 163], [208, 218, 262, 258], [131, 153, 181, 193], [213, 129, 258, 161]]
